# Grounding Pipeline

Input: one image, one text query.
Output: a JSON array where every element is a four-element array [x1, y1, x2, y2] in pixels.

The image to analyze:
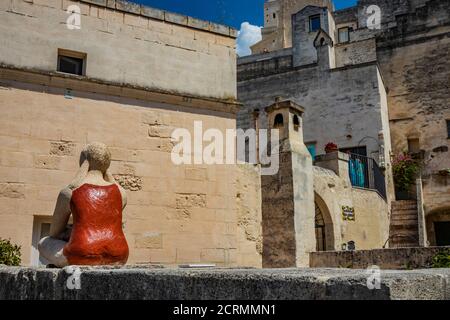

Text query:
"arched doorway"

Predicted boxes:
[[314, 194, 335, 251], [426, 208, 450, 246], [315, 202, 326, 251]]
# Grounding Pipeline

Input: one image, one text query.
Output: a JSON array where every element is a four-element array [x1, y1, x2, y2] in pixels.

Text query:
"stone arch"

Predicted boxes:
[[426, 207, 450, 246], [314, 193, 335, 251]]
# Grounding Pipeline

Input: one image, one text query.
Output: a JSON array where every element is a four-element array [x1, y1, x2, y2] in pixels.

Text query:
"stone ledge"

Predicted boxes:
[[0, 65, 241, 115], [78, 0, 237, 38], [310, 246, 450, 270], [0, 266, 449, 300]]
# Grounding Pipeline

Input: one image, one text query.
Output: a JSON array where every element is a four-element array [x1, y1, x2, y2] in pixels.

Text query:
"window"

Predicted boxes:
[[31, 217, 52, 266], [273, 13, 276, 19], [310, 15, 321, 32], [408, 138, 420, 153], [447, 120, 450, 138], [338, 27, 350, 43], [306, 142, 317, 160], [293, 115, 300, 131], [274, 114, 284, 128], [57, 49, 86, 76]]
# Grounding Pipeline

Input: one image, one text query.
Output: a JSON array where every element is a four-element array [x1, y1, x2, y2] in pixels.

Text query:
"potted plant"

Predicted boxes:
[[392, 152, 421, 200], [324, 142, 338, 154]]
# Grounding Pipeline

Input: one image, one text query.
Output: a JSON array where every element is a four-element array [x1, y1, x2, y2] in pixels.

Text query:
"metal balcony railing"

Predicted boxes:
[[348, 153, 387, 200]]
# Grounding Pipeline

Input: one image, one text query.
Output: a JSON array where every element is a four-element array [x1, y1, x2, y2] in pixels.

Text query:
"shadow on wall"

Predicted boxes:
[[426, 207, 450, 247]]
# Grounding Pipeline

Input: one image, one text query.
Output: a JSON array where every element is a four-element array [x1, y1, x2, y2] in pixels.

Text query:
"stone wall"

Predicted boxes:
[[335, 39, 376, 67], [0, 0, 237, 100], [0, 75, 256, 267], [252, 0, 334, 54], [1, 265, 449, 300], [313, 158, 390, 251], [375, 0, 450, 223], [310, 246, 450, 270], [235, 164, 262, 268], [237, 61, 391, 166]]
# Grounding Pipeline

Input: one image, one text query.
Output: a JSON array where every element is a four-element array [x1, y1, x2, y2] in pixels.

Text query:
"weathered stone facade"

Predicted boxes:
[[313, 153, 390, 252], [239, 0, 450, 247], [252, 0, 334, 54], [373, 0, 450, 240]]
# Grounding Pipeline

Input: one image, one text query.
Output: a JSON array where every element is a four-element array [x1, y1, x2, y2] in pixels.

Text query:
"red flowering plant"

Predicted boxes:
[[324, 142, 338, 153], [392, 152, 421, 191]]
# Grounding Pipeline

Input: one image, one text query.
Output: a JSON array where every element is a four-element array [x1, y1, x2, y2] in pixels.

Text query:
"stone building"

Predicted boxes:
[[0, 0, 447, 270], [0, 0, 263, 267], [252, 0, 334, 53], [238, 0, 450, 249]]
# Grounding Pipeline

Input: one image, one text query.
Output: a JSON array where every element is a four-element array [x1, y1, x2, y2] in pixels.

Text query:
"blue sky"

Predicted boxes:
[[133, 0, 358, 29]]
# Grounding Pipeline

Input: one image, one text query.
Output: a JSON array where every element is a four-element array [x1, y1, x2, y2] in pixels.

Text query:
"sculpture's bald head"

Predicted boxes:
[[80, 142, 111, 173]]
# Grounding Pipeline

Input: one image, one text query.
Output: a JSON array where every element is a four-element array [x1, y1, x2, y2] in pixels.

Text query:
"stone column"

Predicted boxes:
[[416, 178, 428, 247], [261, 100, 315, 268]]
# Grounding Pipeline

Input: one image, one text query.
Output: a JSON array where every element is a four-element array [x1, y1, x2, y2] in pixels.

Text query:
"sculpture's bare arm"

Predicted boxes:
[[49, 187, 72, 238], [117, 183, 127, 210]]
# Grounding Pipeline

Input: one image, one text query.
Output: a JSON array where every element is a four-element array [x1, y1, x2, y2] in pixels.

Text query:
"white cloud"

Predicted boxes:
[[236, 22, 262, 57]]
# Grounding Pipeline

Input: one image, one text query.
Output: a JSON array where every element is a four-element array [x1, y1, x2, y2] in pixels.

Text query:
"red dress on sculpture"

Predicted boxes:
[[64, 184, 129, 265]]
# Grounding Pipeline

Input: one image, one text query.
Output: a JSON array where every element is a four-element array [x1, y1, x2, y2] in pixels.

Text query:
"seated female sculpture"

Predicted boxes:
[[38, 142, 129, 267]]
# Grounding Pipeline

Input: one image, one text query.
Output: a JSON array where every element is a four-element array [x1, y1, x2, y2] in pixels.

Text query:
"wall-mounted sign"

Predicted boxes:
[[342, 206, 355, 221]]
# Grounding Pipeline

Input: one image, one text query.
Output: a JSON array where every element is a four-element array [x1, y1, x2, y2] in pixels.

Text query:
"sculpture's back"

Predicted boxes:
[[38, 142, 129, 267], [64, 183, 129, 266]]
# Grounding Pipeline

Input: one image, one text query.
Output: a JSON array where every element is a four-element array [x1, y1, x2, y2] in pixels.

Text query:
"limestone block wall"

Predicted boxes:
[[0, 78, 253, 267], [0, 0, 237, 100], [234, 164, 262, 268], [335, 39, 376, 67]]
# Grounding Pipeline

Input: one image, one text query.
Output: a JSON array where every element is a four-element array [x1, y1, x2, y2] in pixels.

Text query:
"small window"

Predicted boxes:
[[338, 27, 350, 43], [408, 138, 420, 153], [273, 13, 276, 19], [293, 115, 300, 131], [274, 114, 284, 128], [447, 120, 450, 138], [310, 15, 321, 32], [57, 49, 86, 76]]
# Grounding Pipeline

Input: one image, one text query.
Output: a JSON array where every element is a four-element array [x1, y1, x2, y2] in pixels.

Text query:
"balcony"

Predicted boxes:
[[347, 153, 387, 200]]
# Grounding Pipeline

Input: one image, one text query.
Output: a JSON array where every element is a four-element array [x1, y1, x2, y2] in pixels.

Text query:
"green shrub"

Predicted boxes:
[[431, 249, 450, 268], [0, 238, 22, 266]]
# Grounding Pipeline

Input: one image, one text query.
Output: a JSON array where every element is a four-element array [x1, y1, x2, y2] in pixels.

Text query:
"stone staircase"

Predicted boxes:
[[389, 200, 420, 248]]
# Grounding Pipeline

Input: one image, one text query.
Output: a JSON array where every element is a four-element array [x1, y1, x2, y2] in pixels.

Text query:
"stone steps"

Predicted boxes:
[[389, 200, 419, 248], [391, 214, 418, 221]]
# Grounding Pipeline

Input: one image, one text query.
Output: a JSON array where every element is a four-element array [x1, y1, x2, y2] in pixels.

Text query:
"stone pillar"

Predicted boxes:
[[261, 100, 315, 268], [315, 152, 351, 185], [416, 178, 428, 247]]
